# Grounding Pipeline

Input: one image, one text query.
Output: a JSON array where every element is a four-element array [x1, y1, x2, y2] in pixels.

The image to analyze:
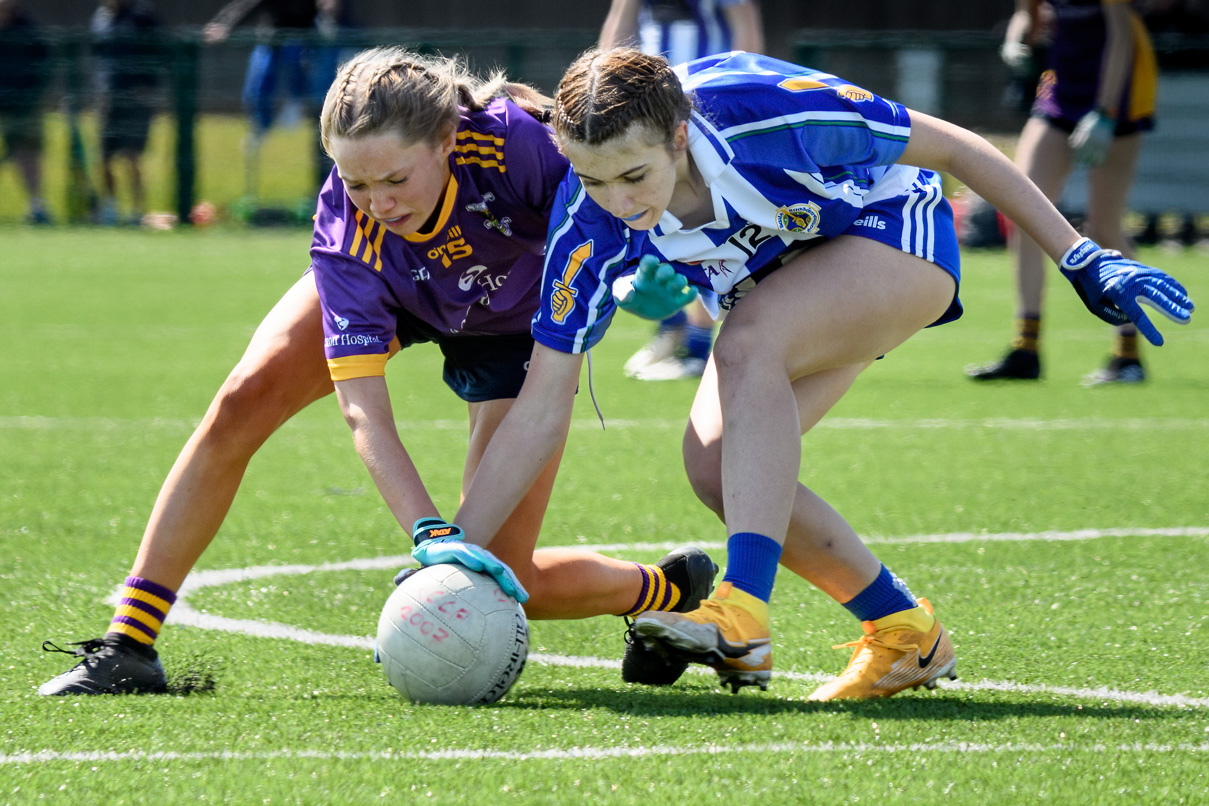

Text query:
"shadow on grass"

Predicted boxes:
[[501, 685, 1172, 722]]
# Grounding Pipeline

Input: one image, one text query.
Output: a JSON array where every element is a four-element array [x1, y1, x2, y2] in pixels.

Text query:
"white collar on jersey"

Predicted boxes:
[[655, 111, 734, 235]]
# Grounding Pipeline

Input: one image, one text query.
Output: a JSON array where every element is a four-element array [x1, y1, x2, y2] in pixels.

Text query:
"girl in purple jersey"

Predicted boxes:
[[38, 47, 717, 696], [968, 0, 1160, 384], [432, 48, 1191, 700]]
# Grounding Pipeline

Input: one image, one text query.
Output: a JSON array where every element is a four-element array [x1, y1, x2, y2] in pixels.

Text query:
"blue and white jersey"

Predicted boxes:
[[535, 51, 942, 355], [638, 0, 745, 65]]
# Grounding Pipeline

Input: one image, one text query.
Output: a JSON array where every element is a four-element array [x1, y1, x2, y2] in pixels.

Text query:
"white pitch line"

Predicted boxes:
[[152, 524, 1209, 601], [4, 742, 1209, 766], [4, 415, 1208, 432], [138, 525, 1209, 712]]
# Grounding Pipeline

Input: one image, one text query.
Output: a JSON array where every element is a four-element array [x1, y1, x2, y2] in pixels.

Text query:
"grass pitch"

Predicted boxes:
[[1, 229, 1207, 804]]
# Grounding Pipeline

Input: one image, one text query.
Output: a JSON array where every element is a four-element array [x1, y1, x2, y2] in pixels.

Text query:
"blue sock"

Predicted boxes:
[[682, 324, 712, 360], [842, 565, 918, 622], [721, 533, 782, 602], [658, 310, 687, 332]]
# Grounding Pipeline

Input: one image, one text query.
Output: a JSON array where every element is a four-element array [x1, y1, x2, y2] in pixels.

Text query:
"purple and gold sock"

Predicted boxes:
[[107, 576, 177, 646], [622, 563, 680, 616]]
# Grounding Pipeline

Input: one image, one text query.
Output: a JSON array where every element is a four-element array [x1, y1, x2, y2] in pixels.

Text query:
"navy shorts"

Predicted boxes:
[[394, 309, 533, 403]]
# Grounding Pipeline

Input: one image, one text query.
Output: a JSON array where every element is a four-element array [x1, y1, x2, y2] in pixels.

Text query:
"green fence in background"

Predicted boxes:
[[2, 27, 1205, 228]]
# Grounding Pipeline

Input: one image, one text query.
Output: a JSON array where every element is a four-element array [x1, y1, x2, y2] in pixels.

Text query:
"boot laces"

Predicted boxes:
[[690, 598, 745, 632], [832, 632, 921, 677], [42, 639, 105, 658]]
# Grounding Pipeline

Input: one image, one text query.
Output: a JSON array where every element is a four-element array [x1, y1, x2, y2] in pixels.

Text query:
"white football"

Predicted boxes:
[[376, 564, 528, 705]]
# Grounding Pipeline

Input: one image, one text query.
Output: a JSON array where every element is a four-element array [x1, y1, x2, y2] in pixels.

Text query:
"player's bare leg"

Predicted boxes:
[[684, 360, 883, 599], [1083, 133, 1146, 385], [130, 273, 334, 590], [39, 273, 333, 695], [465, 398, 711, 621], [636, 237, 956, 692], [967, 118, 1072, 381]]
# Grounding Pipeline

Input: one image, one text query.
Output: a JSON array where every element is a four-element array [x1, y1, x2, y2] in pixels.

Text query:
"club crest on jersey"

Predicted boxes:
[[837, 85, 873, 102], [465, 192, 513, 237], [775, 202, 822, 235], [550, 241, 592, 324]]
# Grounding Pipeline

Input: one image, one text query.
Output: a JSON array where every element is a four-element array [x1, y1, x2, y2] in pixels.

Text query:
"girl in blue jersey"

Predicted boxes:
[[38, 47, 717, 696], [600, 0, 766, 381], [968, 0, 1160, 384], [437, 48, 1192, 699]]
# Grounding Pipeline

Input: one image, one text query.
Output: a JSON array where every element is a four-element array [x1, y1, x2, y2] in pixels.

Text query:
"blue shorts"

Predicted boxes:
[[393, 309, 533, 403], [844, 178, 963, 327], [719, 177, 963, 327]]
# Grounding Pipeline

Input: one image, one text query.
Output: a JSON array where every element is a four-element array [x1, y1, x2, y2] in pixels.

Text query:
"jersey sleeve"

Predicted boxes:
[[310, 171, 398, 381], [531, 173, 635, 354], [498, 99, 568, 218], [686, 52, 913, 171]]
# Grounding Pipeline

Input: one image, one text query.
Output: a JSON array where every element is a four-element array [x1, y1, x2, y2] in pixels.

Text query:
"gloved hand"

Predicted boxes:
[[999, 40, 1033, 74], [1058, 237, 1194, 346], [408, 517, 529, 603], [391, 517, 464, 587], [613, 254, 697, 320], [1068, 109, 1115, 168]]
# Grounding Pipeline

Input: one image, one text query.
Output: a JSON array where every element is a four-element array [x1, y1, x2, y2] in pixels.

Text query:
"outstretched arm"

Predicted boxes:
[[334, 375, 439, 531], [899, 111, 1080, 261], [899, 112, 1193, 343], [454, 343, 583, 548]]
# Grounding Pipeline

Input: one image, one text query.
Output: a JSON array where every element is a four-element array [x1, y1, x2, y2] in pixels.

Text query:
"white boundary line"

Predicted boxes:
[[116, 526, 1209, 712], [5, 742, 1209, 765]]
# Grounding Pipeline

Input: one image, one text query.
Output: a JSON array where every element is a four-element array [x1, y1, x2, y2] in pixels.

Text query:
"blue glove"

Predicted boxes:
[[613, 254, 697, 320], [1058, 237, 1194, 346], [408, 518, 529, 603], [1068, 109, 1115, 168]]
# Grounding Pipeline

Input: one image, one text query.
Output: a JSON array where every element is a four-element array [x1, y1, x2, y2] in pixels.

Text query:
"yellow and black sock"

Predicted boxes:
[[106, 576, 177, 646], [1011, 315, 1041, 354], [1114, 329, 1140, 361], [622, 564, 681, 616]]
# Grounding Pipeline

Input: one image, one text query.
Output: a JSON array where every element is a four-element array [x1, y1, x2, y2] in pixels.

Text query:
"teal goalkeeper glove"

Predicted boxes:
[[613, 254, 698, 320], [407, 518, 529, 603], [1069, 109, 1115, 168]]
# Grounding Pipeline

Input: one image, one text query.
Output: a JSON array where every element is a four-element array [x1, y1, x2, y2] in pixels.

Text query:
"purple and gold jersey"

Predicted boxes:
[[535, 51, 938, 355], [1033, 0, 1157, 131], [311, 98, 567, 381]]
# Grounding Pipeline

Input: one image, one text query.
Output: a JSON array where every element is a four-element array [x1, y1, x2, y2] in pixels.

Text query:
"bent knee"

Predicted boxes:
[[683, 436, 724, 516], [202, 358, 331, 444]]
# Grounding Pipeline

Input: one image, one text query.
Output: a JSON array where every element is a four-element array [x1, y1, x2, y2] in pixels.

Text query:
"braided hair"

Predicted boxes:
[[553, 47, 693, 148], [320, 46, 553, 154]]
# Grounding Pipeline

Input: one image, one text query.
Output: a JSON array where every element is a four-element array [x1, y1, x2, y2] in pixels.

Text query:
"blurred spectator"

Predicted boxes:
[[600, 0, 765, 66], [600, 0, 765, 382], [203, 0, 350, 196], [998, 0, 1055, 114], [92, 0, 163, 226], [0, 0, 53, 224]]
